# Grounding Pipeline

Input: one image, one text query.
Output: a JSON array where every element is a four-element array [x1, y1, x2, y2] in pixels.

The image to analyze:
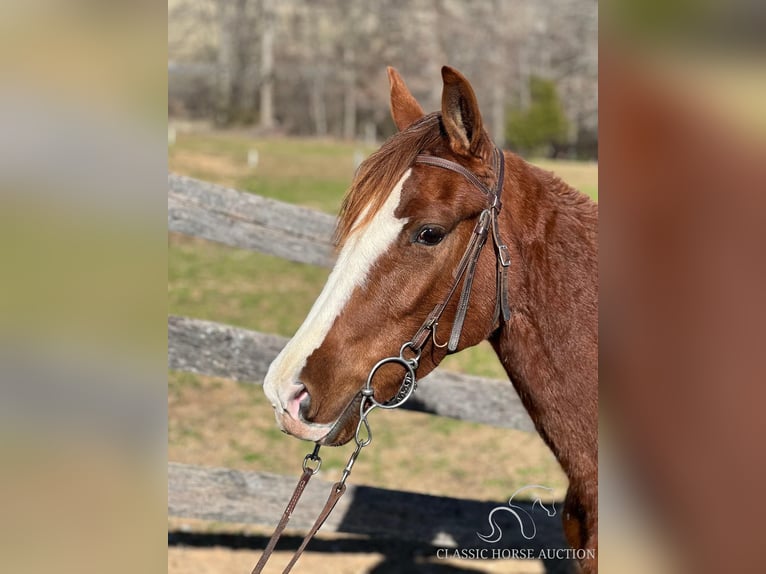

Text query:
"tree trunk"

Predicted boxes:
[[490, 0, 506, 147], [236, 0, 258, 124], [306, 6, 327, 136], [310, 70, 327, 137], [215, 2, 234, 126], [491, 82, 506, 147], [259, 0, 275, 130], [342, 42, 356, 140]]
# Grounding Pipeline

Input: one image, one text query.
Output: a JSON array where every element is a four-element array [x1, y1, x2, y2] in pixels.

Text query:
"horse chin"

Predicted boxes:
[[316, 394, 363, 446], [317, 421, 356, 447]]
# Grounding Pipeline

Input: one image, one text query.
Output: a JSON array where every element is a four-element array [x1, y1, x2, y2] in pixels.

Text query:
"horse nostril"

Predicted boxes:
[[294, 383, 312, 421]]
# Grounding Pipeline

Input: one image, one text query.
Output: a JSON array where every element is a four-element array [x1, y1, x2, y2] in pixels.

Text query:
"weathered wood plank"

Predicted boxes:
[[168, 462, 568, 551], [168, 315, 535, 432], [168, 174, 337, 267], [168, 315, 286, 385]]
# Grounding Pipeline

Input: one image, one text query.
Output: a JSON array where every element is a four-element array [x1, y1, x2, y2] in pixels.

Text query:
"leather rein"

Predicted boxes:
[[252, 145, 511, 574]]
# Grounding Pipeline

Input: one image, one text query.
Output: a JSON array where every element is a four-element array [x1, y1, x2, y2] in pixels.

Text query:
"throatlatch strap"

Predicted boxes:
[[490, 153, 511, 322], [447, 212, 490, 351]]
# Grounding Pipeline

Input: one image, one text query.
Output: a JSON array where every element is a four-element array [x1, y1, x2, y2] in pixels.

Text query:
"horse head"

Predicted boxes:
[[263, 66, 512, 445]]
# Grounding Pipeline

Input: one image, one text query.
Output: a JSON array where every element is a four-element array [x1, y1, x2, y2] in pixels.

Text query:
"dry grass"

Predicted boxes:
[[169, 372, 567, 502], [168, 132, 592, 574], [170, 150, 250, 188], [532, 158, 599, 199]]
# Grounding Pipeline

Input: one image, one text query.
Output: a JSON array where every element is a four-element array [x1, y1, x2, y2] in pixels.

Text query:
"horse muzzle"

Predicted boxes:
[[272, 382, 363, 445]]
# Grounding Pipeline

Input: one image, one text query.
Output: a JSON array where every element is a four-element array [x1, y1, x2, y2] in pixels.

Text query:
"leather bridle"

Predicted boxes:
[[317, 144, 512, 443], [409, 144, 511, 353], [252, 144, 511, 574]]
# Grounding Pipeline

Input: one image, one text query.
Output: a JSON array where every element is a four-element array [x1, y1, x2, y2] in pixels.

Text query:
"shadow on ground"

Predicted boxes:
[[169, 499, 577, 574]]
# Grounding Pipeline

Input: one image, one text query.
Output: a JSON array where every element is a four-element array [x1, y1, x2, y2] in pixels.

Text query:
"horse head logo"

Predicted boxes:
[[477, 485, 557, 543]]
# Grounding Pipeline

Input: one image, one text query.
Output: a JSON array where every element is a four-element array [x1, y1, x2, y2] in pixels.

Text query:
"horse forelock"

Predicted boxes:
[[334, 113, 443, 249]]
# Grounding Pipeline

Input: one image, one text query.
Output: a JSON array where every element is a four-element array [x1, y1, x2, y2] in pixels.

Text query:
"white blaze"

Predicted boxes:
[[263, 170, 411, 411]]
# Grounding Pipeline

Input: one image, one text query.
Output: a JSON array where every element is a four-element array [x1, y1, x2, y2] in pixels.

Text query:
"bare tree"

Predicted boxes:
[[214, 1, 234, 125], [259, 0, 276, 130], [340, 1, 365, 139], [169, 0, 598, 156], [212, 0, 260, 125]]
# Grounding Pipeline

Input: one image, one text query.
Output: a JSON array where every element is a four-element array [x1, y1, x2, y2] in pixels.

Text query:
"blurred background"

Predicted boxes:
[[167, 1, 597, 573], [0, 0, 762, 572], [168, 0, 597, 158]]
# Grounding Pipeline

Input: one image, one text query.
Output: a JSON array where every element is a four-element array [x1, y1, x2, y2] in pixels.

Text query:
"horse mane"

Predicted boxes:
[[530, 163, 597, 214], [334, 112, 443, 248]]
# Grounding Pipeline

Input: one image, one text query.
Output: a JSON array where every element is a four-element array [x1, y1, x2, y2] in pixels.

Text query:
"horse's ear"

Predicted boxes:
[[441, 66, 487, 157], [387, 67, 424, 131]]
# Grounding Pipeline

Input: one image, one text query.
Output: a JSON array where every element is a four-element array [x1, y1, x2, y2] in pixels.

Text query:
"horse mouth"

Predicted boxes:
[[276, 388, 363, 445], [316, 394, 363, 446]]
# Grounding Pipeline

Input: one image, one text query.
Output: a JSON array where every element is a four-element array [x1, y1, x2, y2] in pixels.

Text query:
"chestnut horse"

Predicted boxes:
[[263, 66, 598, 572]]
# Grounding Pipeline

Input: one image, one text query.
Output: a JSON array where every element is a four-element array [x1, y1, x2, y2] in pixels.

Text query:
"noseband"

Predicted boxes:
[[253, 145, 512, 574]]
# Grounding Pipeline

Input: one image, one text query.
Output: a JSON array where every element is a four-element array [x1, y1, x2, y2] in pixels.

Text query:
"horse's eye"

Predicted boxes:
[[415, 225, 446, 246]]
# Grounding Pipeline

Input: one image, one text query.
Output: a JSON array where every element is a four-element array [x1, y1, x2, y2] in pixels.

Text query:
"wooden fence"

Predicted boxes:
[[167, 173, 565, 551]]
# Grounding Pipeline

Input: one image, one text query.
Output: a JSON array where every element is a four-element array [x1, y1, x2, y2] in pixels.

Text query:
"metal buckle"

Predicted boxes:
[[498, 244, 511, 267], [475, 210, 491, 236], [302, 444, 322, 474]]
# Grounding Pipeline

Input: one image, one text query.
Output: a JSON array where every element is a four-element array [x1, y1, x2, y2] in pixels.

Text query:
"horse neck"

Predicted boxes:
[[492, 155, 598, 480]]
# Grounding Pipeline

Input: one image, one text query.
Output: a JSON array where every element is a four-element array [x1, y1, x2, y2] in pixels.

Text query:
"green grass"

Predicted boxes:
[[169, 234, 328, 336], [167, 132, 587, 501], [169, 232, 508, 378], [533, 157, 599, 200], [240, 175, 348, 214], [170, 132, 376, 213], [169, 132, 598, 380]]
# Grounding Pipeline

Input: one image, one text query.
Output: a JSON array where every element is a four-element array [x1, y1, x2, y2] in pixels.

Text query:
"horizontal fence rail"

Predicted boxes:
[[167, 176, 546, 545], [169, 462, 567, 550], [168, 315, 535, 433], [168, 174, 337, 267]]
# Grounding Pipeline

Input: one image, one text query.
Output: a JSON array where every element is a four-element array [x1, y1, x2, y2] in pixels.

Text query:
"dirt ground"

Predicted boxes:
[[167, 545, 548, 574], [168, 521, 552, 574]]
